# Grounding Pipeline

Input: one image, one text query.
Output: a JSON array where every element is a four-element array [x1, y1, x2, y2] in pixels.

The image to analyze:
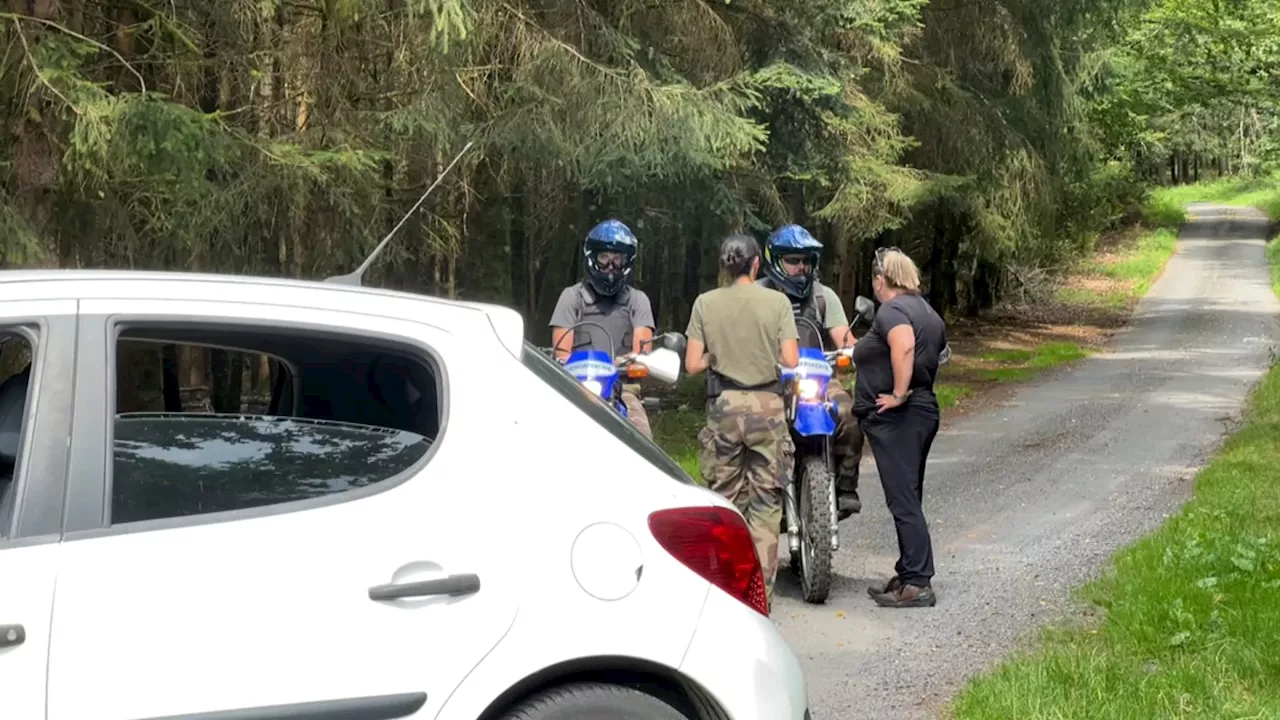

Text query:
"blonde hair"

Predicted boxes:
[[874, 248, 920, 293]]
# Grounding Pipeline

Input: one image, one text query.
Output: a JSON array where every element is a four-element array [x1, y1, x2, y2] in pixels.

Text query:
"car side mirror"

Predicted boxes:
[[853, 296, 876, 326]]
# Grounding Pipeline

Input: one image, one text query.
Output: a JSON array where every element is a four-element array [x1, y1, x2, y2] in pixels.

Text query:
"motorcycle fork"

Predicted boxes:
[[783, 393, 802, 554], [783, 434, 839, 554], [783, 483, 801, 555], [824, 438, 839, 553]]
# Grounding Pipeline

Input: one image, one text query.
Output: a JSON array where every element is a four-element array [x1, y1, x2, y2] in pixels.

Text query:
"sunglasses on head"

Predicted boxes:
[[873, 246, 901, 273]]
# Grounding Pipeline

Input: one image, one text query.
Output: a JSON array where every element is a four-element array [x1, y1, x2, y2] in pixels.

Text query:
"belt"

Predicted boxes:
[[719, 375, 783, 395]]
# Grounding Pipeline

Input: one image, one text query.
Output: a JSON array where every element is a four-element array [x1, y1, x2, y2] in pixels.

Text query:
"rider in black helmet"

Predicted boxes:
[[759, 223, 866, 518], [549, 219, 656, 438]]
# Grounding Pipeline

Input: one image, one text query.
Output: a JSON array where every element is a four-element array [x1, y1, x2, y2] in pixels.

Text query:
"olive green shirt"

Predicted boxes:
[[686, 282, 799, 387], [817, 284, 849, 329]]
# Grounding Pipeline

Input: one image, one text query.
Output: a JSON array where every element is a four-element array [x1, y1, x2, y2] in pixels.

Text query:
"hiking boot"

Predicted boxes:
[[837, 491, 861, 520], [869, 583, 936, 608], [867, 575, 902, 597]]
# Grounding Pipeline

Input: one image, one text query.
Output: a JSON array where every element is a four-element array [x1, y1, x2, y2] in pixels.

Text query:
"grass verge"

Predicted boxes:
[[1053, 228, 1179, 308], [973, 342, 1092, 383], [950, 363, 1280, 719], [948, 201, 1280, 720]]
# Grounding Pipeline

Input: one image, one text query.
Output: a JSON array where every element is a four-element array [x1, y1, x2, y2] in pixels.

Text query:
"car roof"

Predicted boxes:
[[0, 269, 526, 355]]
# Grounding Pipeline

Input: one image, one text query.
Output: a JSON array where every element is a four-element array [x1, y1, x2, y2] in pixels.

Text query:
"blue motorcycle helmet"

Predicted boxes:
[[764, 224, 823, 300], [583, 219, 638, 297]]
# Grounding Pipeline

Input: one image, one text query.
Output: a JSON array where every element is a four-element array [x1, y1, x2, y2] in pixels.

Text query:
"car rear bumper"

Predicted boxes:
[[678, 590, 809, 720]]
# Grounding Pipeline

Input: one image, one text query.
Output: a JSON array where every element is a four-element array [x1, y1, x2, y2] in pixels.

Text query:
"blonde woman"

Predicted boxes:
[[853, 247, 948, 608]]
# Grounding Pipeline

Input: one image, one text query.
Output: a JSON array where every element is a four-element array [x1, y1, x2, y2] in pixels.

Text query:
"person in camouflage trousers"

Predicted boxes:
[[684, 233, 800, 610], [697, 390, 793, 601]]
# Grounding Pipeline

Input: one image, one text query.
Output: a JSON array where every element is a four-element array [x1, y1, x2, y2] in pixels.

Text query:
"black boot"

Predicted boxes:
[[837, 490, 861, 520]]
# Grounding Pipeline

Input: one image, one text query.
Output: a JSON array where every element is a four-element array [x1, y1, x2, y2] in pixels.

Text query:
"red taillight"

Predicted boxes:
[[648, 506, 769, 616]]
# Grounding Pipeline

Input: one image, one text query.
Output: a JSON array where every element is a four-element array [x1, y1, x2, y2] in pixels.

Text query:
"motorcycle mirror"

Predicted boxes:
[[654, 331, 687, 357], [633, 347, 681, 385], [854, 296, 876, 326], [939, 342, 952, 366]]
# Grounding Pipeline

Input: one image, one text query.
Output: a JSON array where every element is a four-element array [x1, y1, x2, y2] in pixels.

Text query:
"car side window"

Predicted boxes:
[[0, 330, 36, 539], [109, 329, 443, 526]]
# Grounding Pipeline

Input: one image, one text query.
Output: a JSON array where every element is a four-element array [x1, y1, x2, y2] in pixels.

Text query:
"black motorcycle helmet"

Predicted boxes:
[[582, 219, 638, 297]]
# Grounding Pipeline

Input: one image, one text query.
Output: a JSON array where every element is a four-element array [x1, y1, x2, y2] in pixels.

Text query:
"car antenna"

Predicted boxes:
[[324, 139, 476, 286]]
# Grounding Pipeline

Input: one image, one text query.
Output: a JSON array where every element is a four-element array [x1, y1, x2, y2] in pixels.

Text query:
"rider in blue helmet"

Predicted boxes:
[[763, 224, 823, 301], [549, 219, 656, 438], [760, 223, 867, 519]]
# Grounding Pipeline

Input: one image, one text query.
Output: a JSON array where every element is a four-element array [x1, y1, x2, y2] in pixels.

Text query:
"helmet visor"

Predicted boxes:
[[593, 250, 627, 272]]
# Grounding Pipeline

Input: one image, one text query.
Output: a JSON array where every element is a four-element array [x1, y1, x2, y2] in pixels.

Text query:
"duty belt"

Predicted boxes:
[[708, 370, 783, 398]]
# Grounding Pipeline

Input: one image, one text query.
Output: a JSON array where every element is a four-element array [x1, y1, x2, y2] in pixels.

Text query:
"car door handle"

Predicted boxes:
[[0, 624, 25, 648], [368, 573, 481, 601]]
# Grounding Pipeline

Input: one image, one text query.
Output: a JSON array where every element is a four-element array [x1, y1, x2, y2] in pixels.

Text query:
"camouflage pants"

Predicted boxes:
[[697, 390, 793, 610], [620, 388, 652, 440], [828, 383, 864, 494]]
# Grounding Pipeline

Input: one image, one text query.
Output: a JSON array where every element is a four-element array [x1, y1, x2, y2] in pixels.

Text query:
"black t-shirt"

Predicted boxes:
[[852, 293, 948, 418]]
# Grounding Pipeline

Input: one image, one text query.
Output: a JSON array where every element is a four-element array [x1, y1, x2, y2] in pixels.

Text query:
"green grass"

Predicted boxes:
[[1270, 237, 1280, 298], [651, 404, 703, 482], [977, 342, 1090, 383], [936, 382, 972, 410], [1097, 228, 1180, 296], [1054, 228, 1179, 307], [649, 374, 708, 483], [949, 213, 1280, 720]]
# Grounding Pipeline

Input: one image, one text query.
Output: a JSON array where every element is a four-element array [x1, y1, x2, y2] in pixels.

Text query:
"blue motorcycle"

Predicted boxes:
[[544, 321, 685, 418], [779, 296, 876, 603]]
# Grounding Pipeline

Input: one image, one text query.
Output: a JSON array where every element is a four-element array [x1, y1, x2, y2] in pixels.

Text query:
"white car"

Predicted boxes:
[[0, 270, 810, 720]]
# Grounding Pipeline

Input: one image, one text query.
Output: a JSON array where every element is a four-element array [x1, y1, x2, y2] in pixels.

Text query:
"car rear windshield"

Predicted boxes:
[[520, 342, 694, 485], [112, 413, 431, 523]]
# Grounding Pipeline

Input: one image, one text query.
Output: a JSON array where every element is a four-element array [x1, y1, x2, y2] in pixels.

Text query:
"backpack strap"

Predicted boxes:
[[811, 281, 827, 325]]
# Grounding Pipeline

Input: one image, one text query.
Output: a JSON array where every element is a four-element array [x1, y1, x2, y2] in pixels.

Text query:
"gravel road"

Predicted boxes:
[[771, 204, 1280, 718]]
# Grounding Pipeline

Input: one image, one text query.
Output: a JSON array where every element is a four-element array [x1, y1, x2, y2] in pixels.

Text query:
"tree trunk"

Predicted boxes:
[[161, 344, 182, 412], [209, 350, 244, 414]]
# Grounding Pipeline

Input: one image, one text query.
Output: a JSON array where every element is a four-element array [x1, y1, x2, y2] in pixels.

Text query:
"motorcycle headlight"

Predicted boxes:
[[796, 378, 821, 400], [583, 379, 604, 396]]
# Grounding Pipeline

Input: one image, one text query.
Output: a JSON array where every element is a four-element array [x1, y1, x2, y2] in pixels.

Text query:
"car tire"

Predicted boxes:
[[501, 681, 690, 719]]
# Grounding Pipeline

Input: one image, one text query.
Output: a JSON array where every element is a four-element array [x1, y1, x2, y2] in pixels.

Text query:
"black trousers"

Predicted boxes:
[[860, 402, 940, 587]]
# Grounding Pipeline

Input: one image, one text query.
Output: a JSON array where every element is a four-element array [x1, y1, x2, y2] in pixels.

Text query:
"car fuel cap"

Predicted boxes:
[[570, 522, 644, 601]]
